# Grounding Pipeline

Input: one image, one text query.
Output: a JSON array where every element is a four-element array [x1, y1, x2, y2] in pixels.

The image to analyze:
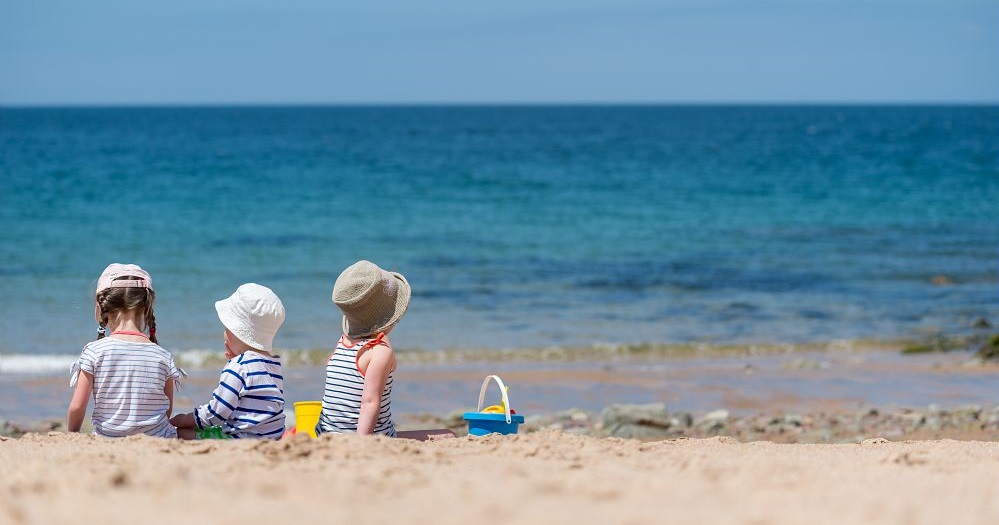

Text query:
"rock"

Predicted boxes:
[[953, 405, 982, 421], [696, 409, 730, 434], [972, 317, 992, 329], [976, 334, 999, 360], [443, 409, 468, 429], [702, 409, 730, 422], [857, 408, 879, 420], [982, 408, 999, 428], [612, 423, 685, 440], [669, 412, 693, 429], [901, 413, 926, 428], [782, 414, 803, 427], [600, 404, 671, 428], [600, 404, 676, 439]]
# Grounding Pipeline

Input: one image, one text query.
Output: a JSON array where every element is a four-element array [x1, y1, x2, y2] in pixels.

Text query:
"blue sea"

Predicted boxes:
[[1, 106, 997, 359]]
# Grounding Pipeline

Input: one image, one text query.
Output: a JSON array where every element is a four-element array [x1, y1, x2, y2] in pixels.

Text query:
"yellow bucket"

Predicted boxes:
[[294, 401, 322, 438]]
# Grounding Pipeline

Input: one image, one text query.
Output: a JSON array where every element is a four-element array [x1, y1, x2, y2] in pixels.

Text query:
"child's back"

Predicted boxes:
[[319, 334, 396, 436], [170, 283, 286, 440], [67, 263, 183, 438], [193, 349, 285, 439], [74, 337, 181, 437]]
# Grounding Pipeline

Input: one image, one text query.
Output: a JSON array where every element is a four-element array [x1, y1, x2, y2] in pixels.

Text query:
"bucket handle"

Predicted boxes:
[[476, 375, 513, 424]]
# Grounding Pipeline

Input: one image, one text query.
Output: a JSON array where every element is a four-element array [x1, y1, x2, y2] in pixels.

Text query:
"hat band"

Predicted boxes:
[[107, 280, 150, 289]]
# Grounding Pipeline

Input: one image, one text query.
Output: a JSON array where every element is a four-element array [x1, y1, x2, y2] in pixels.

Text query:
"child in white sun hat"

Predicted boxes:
[[171, 283, 287, 440]]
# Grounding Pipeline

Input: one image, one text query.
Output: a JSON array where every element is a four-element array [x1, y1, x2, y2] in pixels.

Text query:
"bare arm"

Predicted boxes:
[[169, 413, 196, 429], [356, 346, 394, 435], [164, 378, 174, 418], [67, 371, 94, 432]]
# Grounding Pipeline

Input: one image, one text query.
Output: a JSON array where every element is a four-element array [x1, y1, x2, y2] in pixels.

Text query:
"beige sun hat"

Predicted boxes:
[[215, 283, 286, 352], [333, 260, 411, 339]]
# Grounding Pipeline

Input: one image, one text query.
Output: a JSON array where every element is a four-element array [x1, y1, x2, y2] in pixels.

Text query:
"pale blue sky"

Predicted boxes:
[[1, 0, 997, 104]]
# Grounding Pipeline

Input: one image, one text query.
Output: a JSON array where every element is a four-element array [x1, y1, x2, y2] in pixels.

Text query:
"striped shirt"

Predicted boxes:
[[70, 338, 185, 438], [193, 351, 285, 439], [317, 337, 396, 437]]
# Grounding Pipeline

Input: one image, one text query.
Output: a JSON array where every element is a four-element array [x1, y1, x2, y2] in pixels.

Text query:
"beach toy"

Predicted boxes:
[[294, 401, 323, 438], [480, 385, 518, 414], [463, 375, 525, 436], [196, 426, 232, 440]]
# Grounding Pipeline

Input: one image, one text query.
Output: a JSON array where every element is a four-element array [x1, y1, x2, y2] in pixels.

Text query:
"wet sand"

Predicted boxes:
[[1, 346, 996, 424], [1, 432, 996, 525]]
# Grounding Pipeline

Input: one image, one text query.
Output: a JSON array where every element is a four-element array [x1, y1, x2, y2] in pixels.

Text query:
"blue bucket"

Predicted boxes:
[[463, 375, 524, 436], [464, 412, 525, 436]]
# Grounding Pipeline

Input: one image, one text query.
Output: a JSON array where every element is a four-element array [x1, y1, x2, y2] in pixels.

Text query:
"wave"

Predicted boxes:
[[0, 354, 78, 375], [0, 338, 917, 375]]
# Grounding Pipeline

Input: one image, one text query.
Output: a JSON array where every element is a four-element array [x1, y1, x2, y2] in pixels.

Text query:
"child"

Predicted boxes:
[[316, 260, 454, 440], [68, 263, 184, 438], [170, 283, 286, 440]]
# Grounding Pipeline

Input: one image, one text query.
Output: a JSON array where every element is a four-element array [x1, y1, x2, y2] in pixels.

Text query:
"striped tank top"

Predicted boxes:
[[316, 335, 396, 437]]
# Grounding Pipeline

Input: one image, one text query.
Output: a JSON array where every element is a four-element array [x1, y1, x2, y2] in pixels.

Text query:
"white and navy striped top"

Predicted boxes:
[[70, 338, 185, 438], [317, 336, 396, 437], [193, 350, 285, 439]]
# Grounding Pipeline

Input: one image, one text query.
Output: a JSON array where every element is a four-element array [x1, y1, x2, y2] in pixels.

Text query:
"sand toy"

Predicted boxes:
[[463, 375, 525, 436], [293, 401, 322, 438]]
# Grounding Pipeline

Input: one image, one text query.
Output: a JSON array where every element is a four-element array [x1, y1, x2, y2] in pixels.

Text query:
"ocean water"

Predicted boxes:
[[1, 106, 997, 359]]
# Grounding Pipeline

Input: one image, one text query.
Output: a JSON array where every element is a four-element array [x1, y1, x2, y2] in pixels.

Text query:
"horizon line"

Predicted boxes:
[[3, 100, 999, 109]]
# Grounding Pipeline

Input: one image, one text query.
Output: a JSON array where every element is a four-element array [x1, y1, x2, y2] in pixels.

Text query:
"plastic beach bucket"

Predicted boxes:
[[463, 375, 525, 436], [294, 401, 322, 438]]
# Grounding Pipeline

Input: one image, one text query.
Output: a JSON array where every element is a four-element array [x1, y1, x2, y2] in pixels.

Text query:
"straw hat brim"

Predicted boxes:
[[342, 271, 411, 338]]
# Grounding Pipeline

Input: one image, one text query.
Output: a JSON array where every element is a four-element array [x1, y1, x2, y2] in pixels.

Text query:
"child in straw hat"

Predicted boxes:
[[316, 260, 454, 440]]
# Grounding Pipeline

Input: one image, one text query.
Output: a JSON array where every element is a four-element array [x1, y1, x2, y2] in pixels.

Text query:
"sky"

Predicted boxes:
[[1, 0, 997, 105]]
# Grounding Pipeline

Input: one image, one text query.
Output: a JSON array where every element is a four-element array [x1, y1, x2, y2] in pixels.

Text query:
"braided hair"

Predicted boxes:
[[95, 277, 158, 344]]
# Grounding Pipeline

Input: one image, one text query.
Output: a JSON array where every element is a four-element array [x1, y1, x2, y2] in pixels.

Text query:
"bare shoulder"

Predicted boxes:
[[359, 341, 396, 375]]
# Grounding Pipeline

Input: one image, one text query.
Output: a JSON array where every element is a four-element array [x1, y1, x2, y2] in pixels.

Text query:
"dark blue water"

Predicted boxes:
[[1, 106, 997, 355]]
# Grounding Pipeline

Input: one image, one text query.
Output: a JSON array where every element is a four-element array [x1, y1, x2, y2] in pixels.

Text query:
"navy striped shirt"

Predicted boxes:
[[70, 338, 184, 438], [193, 351, 285, 439], [317, 337, 396, 437]]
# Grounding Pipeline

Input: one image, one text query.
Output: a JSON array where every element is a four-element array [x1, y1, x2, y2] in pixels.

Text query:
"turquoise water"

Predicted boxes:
[[1, 106, 997, 356]]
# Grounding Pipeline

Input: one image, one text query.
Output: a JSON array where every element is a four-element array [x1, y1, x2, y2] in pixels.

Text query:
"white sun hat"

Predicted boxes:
[[215, 283, 286, 352]]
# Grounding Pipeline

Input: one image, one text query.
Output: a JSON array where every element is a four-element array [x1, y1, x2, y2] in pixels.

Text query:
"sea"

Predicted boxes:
[[1, 105, 997, 371]]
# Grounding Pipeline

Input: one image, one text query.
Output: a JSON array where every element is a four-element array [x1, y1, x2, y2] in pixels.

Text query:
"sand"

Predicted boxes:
[[1, 432, 995, 525]]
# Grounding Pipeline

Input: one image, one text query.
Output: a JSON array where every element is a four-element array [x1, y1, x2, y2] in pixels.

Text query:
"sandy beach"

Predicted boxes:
[[1, 431, 996, 525]]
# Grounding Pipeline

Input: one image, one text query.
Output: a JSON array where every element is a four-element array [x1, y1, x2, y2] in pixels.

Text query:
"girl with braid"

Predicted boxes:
[[67, 263, 185, 437]]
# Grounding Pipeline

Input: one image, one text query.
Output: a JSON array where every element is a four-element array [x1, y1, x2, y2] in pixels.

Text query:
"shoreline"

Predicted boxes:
[[2, 332, 995, 374], [2, 339, 996, 434], [4, 403, 997, 444]]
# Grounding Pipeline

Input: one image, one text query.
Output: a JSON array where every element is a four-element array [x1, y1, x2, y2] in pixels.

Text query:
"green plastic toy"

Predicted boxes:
[[196, 426, 232, 440]]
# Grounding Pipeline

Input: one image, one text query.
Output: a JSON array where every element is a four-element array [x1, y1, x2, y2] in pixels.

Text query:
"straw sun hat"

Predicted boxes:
[[215, 283, 286, 352], [333, 260, 411, 339]]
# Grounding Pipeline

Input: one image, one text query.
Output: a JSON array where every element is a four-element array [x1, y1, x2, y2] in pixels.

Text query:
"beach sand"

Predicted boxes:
[[1, 432, 995, 525]]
